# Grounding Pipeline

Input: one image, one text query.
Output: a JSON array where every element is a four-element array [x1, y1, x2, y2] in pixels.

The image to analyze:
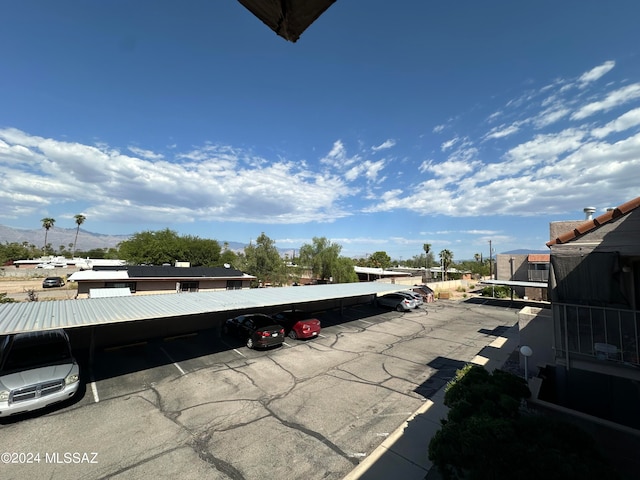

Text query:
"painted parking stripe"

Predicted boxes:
[[159, 347, 186, 375], [233, 348, 246, 357], [90, 376, 99, 403], [358, 320, 374, 325]]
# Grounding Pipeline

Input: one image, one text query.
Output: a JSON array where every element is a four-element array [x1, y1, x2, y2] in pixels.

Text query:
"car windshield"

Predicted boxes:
[[1, 336, 72, 375]]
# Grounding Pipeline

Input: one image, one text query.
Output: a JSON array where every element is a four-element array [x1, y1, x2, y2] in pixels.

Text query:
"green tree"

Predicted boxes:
[[332, 256, 358, 283], [243, 233, 285, 286], [117, 229, 221, 267], [41, 217, 55, 253], [299, 237, 344, 282], [439, 249, 453, 281], [0, 242, 37, 265], [220, 248, 239, 269], [366, 251, 391, 269], [456, 259, 489, 277], [423, 243, 431, 268], [73, 214, 86, 255]]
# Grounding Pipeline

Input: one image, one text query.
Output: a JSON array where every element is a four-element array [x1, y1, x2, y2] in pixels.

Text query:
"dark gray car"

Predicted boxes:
[[42, 276, 65, 288]]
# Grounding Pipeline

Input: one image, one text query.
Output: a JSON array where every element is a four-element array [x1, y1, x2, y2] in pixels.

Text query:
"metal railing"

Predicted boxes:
[[528, 270, 549, 282], [553, 302, 640, 367]]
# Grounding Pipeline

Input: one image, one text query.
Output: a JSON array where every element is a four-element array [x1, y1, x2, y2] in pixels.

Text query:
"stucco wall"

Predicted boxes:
[[518, 306, 554, 373]]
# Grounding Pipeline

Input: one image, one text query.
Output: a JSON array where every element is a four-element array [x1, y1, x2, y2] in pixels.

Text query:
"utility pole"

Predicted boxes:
[[489, 240, 493, 279]]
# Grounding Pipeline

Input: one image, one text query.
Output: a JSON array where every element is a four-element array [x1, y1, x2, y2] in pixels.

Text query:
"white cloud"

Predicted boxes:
[[441, 137, 459, 151], [533, 106, 570, 128], [320, 139, 361, 170], [344, 159, 386, 182], [484, 124, 520, 140], [578, 60, 615, 86], [0, 128, 355, 225], [128, 146, 164, 160], [591, 107, 640, 139], [571, 83, 640, 120], [371, 139, 396, 151]]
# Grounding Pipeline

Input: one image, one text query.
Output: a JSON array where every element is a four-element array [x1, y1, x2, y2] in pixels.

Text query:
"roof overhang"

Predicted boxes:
[[481, 279, 548, 289], [237, 0, 336, 42]]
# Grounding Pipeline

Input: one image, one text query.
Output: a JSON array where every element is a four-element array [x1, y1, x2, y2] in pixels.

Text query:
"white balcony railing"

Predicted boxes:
[[553, 302, 640, 367]]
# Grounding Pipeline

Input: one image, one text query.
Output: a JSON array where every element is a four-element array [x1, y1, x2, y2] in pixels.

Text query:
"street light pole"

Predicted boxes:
[[489, 240, 493, 279]]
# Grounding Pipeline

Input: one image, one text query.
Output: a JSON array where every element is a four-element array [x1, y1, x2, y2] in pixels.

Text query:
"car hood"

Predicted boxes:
[[0, 363, 77, 390]]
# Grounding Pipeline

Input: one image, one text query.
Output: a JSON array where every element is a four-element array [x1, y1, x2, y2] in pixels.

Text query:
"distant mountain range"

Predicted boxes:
[[501, 249, 549, 255], [0, 224, 274, 255]]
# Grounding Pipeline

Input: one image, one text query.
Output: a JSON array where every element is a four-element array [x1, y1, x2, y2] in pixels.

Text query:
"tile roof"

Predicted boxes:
[[547, 196, 640, 246], [528, 254, 550, 262]]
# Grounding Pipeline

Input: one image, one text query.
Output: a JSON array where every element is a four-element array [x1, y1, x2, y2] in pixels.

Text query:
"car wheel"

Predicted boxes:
[[396, 304, 404, 312], [246, 337, 254, 349], [288, 330, 297, 340]]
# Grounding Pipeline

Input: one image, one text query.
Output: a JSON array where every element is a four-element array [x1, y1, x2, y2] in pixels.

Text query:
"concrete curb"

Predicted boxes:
[[343, 325, 520, 480]]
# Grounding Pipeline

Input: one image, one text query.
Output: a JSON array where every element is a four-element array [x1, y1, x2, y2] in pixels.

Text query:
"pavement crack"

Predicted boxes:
[[263, 405, 359, 466], [190, 432, 246, 480]]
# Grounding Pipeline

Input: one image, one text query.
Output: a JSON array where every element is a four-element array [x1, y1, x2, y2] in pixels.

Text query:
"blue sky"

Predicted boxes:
[[1, 1, 639, 261]]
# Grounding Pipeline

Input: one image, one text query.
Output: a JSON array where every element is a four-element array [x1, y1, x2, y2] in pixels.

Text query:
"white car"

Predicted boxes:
[[0, 329, 80, 417], [398, 291, 423, 308], [377, 293, 416, 312]]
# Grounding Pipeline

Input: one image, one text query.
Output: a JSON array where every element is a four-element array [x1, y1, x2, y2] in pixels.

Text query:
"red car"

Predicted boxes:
[[273, 310, 321, 340]]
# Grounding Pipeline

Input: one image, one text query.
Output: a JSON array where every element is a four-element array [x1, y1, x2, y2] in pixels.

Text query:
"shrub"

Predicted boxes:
[[480, 285, 513, 298], [0, 292, 17, 303], [429, 365, 617, 480]]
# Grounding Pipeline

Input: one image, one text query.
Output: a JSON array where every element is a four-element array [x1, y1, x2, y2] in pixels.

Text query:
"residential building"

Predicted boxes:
[[522, 197, 640, 429], [495, 253, 549, 300], [68, 265, 255, 298]]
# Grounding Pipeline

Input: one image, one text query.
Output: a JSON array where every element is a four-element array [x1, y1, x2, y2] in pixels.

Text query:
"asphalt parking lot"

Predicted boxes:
[[0, 300, 520, 480]]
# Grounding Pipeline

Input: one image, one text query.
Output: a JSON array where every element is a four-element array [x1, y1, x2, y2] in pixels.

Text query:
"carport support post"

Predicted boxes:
[[89, 327, 96, 372]]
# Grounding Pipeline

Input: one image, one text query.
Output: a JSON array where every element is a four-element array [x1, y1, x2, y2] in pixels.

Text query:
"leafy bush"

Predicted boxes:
[[0, 292, 17, 303], [429, 365, 617, 480], [480, 285, 513, 298]]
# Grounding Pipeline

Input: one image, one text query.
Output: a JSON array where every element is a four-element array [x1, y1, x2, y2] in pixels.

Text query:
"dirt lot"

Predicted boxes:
[[0, 277, 78, 301]]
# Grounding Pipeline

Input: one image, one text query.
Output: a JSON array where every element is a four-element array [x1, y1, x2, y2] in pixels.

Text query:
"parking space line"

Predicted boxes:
[[318, 334, 327, 338], [164, 333, 198, 342], [233, 348, 246, 357], [358, 320, 374, 325], [90, 381, 100, 403], [282, 342, 293, 348], [89, 372, 100, 403], [159, 347, 186, 375], [104, 341, 147, 352]]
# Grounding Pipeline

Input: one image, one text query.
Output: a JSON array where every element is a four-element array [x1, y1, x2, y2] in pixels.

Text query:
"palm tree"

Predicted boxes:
[[41, 217, 55, 253], [474, 253, 482, 263], [423, 243, 431, 269], [73, 214, 86, 255], [439, 249, 453, 281]]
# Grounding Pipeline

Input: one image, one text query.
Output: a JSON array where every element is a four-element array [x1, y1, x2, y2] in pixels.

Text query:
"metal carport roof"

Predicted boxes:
[[480, 279, 548, 288], [0, 283, 403, 335]]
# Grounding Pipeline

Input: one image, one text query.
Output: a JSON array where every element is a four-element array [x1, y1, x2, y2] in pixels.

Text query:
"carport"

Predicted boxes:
[[0, 283, 404, 350]]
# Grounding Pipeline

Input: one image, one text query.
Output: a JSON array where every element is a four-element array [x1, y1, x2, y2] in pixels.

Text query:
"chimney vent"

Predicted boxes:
[[583, 207, 596, 220]]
